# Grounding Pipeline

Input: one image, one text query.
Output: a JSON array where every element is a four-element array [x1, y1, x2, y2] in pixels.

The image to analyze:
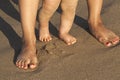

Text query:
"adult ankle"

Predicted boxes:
[[88, 19, 103, 27]]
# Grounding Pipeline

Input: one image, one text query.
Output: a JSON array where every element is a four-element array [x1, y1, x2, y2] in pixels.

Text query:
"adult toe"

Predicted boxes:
[[16, 59, 21, 67], [29, 58, 38, 69], [111, 37, 120, 45], [21, 60, 26, 69], [104, 41, 112, 47], [18, 60, 23, 68]]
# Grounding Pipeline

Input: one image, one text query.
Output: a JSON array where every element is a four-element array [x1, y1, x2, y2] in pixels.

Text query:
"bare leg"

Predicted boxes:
[[16, 0, 39, 69], [38, 0, 61, 42], [59, 0, 78, 45], [88, 0, 120, 47]]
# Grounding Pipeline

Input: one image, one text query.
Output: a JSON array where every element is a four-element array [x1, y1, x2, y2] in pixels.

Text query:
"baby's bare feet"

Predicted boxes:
[[16, 45, 38, 69], [39, 28, 52, 42], [89, 22, 120, 47], [59, 33, 77, 45]]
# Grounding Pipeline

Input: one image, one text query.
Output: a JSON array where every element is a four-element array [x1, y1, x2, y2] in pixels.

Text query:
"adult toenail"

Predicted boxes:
[[106, 42, 112, 46], [24, 67, 27, 69]]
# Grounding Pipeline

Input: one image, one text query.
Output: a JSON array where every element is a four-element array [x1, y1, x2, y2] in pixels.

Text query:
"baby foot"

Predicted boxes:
[[39, 27, 52, 42], [89, 23, 120, 47], [16, 46, 38, 69], [59, 33, 77, 45]]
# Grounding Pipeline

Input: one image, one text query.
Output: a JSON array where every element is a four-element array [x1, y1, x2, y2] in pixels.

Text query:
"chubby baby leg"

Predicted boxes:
[[59, 0, 78, 45], [38, 0, 61, 42]]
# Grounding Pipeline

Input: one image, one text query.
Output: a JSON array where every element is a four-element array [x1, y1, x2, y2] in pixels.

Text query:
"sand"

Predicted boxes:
[[0, 0, 120, 80]]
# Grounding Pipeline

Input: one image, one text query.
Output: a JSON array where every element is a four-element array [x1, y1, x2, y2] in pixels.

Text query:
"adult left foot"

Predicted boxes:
[[16, 45, 38, 70], [89, 22, 120, 47]]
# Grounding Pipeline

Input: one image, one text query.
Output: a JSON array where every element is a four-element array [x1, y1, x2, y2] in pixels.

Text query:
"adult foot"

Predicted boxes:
[[39, 27, 52, 42], [16, 45, 38, 69], [59, 33, 77, 45], [89, 22, 120, 47]]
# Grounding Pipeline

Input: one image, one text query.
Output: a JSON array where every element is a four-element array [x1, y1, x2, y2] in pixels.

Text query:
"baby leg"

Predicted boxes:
[[88, 0, 120, 47], [59, 0, 78, 45], [16, 0, 39, 69], [38, 0, 61, 42]]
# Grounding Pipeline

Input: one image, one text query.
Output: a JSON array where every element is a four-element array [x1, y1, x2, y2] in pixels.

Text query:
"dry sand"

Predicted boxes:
[[0, 0, 120, 80]]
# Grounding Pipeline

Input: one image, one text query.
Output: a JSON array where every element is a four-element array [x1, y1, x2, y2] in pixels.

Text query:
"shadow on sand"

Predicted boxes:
[[0, 0, 21, 64]]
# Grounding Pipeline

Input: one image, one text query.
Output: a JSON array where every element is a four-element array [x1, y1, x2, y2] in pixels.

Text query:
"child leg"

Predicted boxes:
[[38, 0, 61, 42], [88, 0, 120, 47], [16, 0, 40, 69], [59, 0, 78, 45]]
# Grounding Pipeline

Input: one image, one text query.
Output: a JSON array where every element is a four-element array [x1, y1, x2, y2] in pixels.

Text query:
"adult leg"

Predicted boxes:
[[16, 0, 40, 69], [38, 0, 61, 42], [59, 0, 78, 45], [88, 0, 119, 47]]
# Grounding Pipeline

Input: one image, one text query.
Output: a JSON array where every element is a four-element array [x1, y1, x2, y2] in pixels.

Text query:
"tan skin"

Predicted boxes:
[[88, 0, 119, 47], [16, 0, 119, 69], [16, 0, 40, 69], [39, 0, 77, 45]]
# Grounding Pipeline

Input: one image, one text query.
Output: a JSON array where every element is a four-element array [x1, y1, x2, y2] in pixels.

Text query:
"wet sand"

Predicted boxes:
[[0, 0, 120, 80]]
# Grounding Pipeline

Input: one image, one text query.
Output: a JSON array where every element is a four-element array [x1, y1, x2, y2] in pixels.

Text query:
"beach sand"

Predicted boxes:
[[0, 0, 120, 80]]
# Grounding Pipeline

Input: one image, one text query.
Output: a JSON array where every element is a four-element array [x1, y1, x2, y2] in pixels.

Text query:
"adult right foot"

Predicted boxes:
[[16, 45, 38, 70], [89, 21, 120, 47]]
